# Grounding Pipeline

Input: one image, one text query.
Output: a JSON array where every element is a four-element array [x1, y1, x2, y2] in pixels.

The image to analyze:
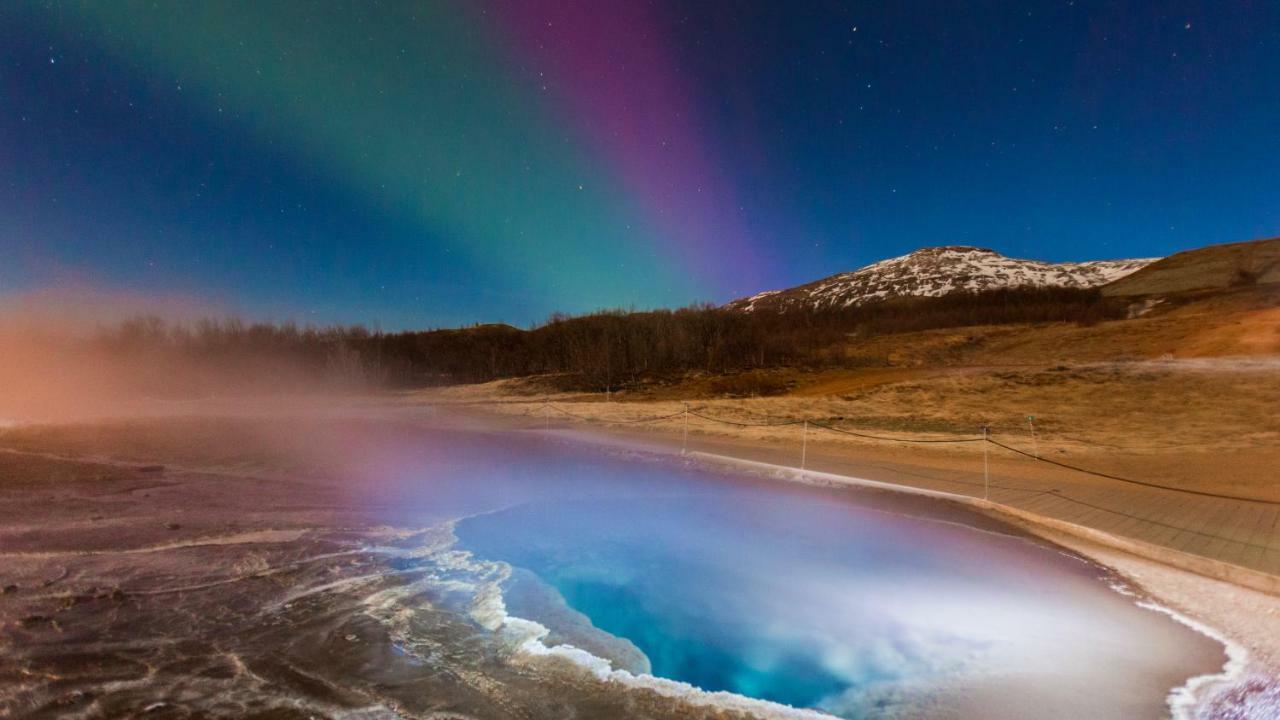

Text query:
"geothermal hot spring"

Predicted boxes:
[[0, 421, 1228, 719], [351, 425, 1226, 719]]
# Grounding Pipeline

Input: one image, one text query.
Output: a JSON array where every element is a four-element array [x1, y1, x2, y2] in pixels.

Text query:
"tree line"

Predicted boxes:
[[91, 286, 1126, 394]]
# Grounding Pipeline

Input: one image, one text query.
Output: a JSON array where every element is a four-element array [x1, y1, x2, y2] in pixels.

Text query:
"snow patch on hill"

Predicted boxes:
[[729, 246, 1158, 312]]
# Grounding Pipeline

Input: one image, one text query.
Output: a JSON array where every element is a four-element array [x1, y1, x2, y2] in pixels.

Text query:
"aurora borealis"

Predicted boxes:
[[3, 1, 1279, 327]]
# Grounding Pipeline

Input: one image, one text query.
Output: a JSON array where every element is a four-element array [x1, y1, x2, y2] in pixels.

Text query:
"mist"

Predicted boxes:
[[0, 287, 383, 424]]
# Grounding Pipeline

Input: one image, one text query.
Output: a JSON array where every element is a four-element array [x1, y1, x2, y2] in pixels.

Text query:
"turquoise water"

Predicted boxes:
[[452, 466, 1172, 716], [356, 429, 1222, 718], [459, 492, 981, 709]]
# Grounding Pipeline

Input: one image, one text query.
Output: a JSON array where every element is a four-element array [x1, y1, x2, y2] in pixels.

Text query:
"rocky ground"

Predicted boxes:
[[0, 419, 777, 720]]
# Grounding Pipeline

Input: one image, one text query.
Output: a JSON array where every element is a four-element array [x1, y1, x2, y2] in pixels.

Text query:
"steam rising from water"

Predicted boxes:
[[0, 313, 1252, 720], [448, 483, 1225, 719], [0, 286, 364, 422]]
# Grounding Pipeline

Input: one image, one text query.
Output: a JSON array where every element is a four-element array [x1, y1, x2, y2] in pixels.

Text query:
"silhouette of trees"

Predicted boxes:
[[86, 287, 1124, 393]]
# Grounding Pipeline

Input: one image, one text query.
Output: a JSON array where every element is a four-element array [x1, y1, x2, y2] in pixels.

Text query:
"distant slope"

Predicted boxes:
[[728, 246, 1157, 312], [1101, 237, 1280, 297]]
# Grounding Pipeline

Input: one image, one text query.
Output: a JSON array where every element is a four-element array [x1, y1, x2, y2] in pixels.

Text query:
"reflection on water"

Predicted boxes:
[[453, 477, 1212, 717], [406, 430, 1221, 719], [461, 493, 980, 710]]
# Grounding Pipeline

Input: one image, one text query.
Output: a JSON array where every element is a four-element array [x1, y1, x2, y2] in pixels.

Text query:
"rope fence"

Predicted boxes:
[[807, 419, 984, 444], [519, 397, 1280, 584], [687, 410, 804, 428], [842, 466, 1276, 554], [983, 436, 1273, 504], [522, 394, 1280, 573], [531, 398, 1280, 510], [527, 392, 1280, 561]]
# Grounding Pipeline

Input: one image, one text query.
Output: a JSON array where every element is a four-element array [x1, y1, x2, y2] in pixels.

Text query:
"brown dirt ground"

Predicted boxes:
[[415, 284, 1280, 500]]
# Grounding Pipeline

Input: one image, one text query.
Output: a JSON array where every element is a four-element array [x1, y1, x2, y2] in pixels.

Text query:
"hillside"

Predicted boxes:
[[15, 239, 1273, 402], [727, 246, 1157, 312], [1101, 236, 1280, 297]]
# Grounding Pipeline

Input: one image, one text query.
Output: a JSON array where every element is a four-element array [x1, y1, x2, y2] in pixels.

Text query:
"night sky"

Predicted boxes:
[[3, 1, 1278, 328]]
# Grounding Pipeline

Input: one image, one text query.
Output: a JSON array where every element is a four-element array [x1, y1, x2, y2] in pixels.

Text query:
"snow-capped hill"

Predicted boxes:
[[727, 246, 1158, 312]]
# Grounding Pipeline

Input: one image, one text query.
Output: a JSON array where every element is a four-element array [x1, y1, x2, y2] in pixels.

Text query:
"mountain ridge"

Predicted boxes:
[[727, 246, 1158, 312], [1102, 236, 1280, 297]]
